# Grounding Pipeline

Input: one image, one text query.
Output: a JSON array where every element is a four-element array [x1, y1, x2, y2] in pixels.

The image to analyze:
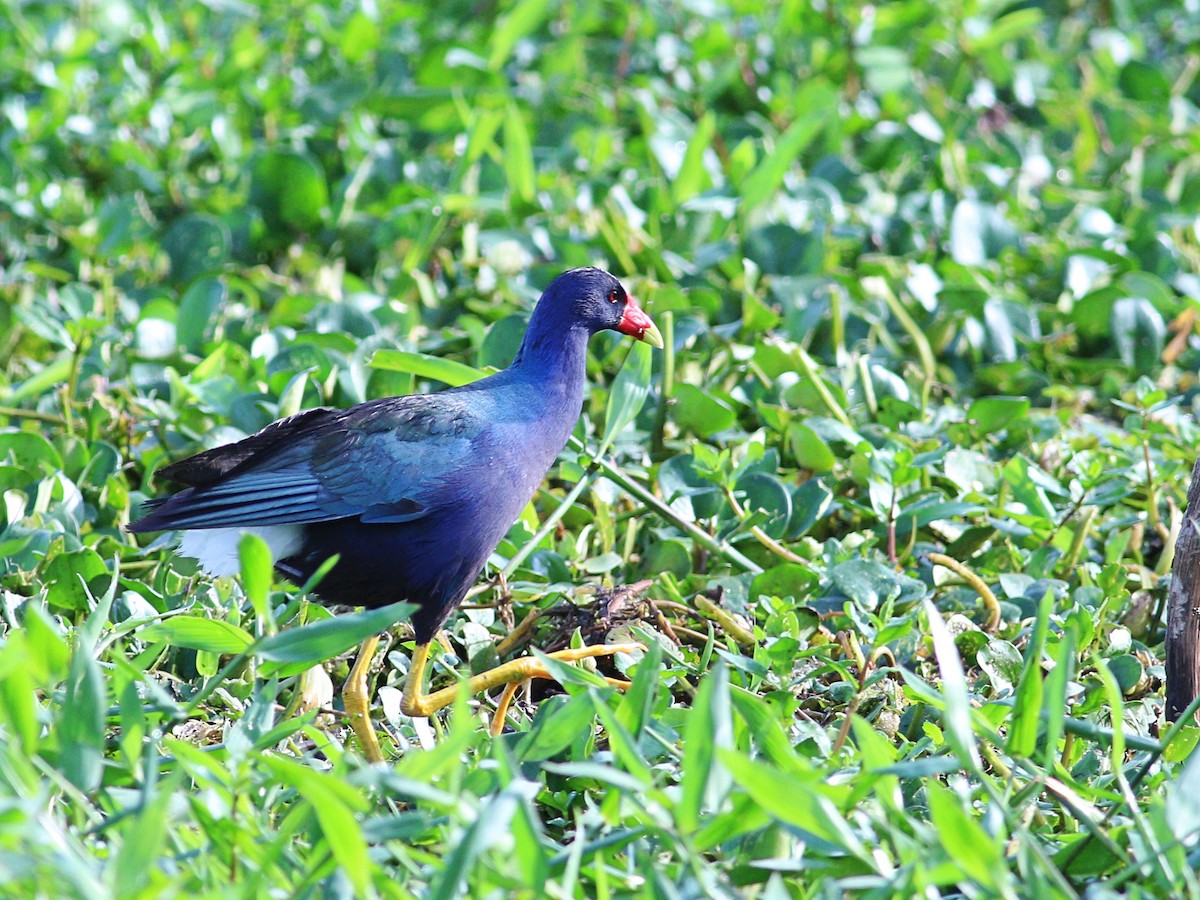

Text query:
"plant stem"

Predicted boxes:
[[927, 551, 1001, 632]]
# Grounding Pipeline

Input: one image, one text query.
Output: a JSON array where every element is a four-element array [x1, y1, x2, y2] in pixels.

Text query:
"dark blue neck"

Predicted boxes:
[[510, 314, 590, 378], [506, 313, 592, 424]]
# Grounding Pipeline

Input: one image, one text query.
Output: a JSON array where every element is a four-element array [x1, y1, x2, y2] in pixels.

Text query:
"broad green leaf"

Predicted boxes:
[[924, 599, 982, 772], [250, 150, 328, 233], [740, 86, 831, 212], [42, 548, 110, 612], [599, 340, 652, 453], [255, 601, 415, 665], [672, 384, 736, 436], [503, 102, 536, 205], [1007, 591, 1050, 757], [967, 396, 1030, 433], [926, 780, 1003, 890], [265, 756, 371, 897], [239, 532, 273, 621], [141, 617, 255, 654], [717, 749, 865, 858], [679, 663, 732, 833], [368, 350, 484, 386]]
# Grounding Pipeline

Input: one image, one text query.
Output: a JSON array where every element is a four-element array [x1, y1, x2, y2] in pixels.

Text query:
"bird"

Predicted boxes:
[[130, 267, 663, 761]]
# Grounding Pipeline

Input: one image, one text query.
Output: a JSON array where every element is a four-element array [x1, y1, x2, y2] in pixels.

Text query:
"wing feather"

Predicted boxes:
[[131, 394, 490, 533]]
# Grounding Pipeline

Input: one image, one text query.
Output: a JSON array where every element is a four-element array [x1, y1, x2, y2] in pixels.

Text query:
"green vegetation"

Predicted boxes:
[[4, 0, 1200, 896]]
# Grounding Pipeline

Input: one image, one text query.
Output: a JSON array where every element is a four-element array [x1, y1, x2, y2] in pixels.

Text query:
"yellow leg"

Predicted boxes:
[[400, 641, 644, 719], [343, 635, 384, 763], [489, 674, 635, 736], [493, 607, 544, 656], [491, 681, 523, 737]]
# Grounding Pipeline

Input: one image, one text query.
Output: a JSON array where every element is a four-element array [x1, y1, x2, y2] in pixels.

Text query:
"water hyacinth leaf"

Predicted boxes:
[[789, 478, 834, 537], [641, 538, 691, 577], [967, 396, 1030, 434], [162, 215, 230, 285], [788, 423, 836, 473], [734, 472, 792, 538], [0, 430, 63, 472], [250, 150, 328, 233], [658, 453, 724, 520], [1111, 297, 1165, 373], [42, 548, 109, 612], [751, 563, 817, 602], [673, 384, 736, 436], [949, 200, 1020, 265], [977, 639, 1024, 694], [1119, 60, 1171, 102], [829, 558, 902, 611], [1107, 654, 1145, 695]]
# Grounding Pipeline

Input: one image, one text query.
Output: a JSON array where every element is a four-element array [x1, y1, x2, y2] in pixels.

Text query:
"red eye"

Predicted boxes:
[[608, 290, 619, 304]]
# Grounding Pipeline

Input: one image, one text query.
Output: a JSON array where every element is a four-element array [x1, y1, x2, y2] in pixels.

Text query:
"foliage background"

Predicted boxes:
[[3, 0, 1200, 896]]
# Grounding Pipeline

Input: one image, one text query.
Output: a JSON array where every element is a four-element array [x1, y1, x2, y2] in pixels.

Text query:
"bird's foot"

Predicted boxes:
[[400, 642, 645, 728], [343, 635, 386, 764]]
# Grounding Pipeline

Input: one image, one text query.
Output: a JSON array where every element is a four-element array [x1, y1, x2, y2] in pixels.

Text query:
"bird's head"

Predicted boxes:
[[539, 267, 664, 348]]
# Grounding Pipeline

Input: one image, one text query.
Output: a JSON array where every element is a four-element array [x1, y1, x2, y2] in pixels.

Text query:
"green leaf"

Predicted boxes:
[[787, 423, 836, 473], [926, 779, 1002, 889], [113, 772, 182, 896], [515, 694, 595, 761], [239, 532, 273, 621], [717, 749, 865, 857], [1107, 654, 1144, 694], [176, 278, 226, 353], [487, 0, 551, 70], [368, 349, 484, 386], [967, 396, 1030, 433], [734, 472, 792, 538], [672, 111, 715, 205], [42, 548, 110, 612], [250, 150, 328, 232], [141, 616, 255, 654], [1007, 591, 1050, 757], [265, 756, 371, 897], [255, 601, 415, 665], [751, 563, 817, 602], [600, 340, 652, 453], [672, 384, 736, 436], [740, 87, 831, 212], [1111, 297, 1165, 373], [162, 214, 230, 285], [924, 599, 982, 772], [503, 102, 536, 205], [679, 663, 732, 833]]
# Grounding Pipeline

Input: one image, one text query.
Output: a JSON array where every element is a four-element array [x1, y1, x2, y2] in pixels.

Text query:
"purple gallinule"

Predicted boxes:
[[131, 268, 662, 761]]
